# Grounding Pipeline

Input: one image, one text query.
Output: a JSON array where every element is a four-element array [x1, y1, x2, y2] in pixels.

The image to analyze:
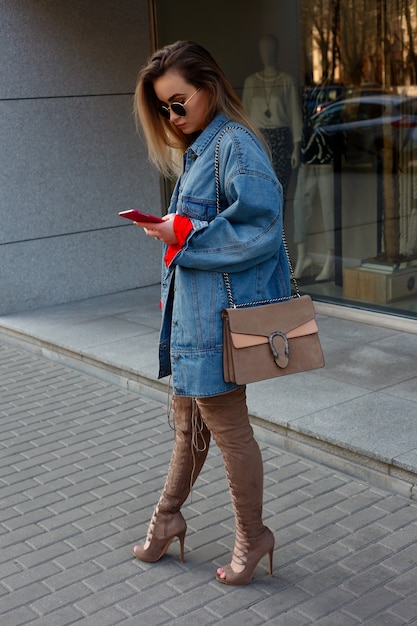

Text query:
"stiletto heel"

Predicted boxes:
[[267, 545, 273, 576], [216, 527, 275, 586], [177, 528, 186, 564], [132, 508, 187, 563]]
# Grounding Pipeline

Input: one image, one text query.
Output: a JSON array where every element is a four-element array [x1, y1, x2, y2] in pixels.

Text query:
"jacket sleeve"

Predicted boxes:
[[171, 132, 284, 273]]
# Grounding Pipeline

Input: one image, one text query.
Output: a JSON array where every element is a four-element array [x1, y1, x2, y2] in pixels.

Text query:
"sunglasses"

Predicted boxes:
[[158, 88, 201, 119]]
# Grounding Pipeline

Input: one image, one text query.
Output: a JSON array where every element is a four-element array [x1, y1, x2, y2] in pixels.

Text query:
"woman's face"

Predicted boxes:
[[153, 69, 208, 134]]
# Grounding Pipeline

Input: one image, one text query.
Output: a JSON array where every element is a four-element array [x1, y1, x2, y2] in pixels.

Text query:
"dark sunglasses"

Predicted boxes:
[[158, 88, 201, 119]]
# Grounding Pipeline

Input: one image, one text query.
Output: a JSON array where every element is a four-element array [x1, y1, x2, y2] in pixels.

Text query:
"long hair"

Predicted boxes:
[[134, 40, 267, 177]]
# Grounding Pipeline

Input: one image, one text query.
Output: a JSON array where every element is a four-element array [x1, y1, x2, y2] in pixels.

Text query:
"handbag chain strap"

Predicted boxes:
[[214, 126, 301, 309]]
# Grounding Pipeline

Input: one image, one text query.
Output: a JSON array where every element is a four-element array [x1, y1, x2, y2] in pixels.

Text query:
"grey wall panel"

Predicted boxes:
[[0, 0, 160, 314], [0, 95, 160, 243], [1, 228, 161, 315], [0, 0, 148, 98]]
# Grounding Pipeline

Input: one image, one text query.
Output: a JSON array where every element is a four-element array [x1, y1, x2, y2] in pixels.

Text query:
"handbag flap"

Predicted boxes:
[[223, 295, 316, 338], [230, 318, 318, 349]]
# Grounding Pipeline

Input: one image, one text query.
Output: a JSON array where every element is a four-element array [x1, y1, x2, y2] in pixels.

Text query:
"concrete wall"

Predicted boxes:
[[0, 0, 161, 314]]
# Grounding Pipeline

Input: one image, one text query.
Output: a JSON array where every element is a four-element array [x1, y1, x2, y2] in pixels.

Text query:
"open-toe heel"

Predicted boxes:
[[132, 508, 187, 563], [216, 527, 275, 586]]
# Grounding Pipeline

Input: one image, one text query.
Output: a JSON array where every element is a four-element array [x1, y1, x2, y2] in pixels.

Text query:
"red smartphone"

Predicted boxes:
[[118, 209, 164, 223]]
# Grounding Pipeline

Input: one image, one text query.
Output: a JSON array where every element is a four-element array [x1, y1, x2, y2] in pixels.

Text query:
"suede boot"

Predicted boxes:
[[196, 386, 274, 585], [133, 396, 211, 563]]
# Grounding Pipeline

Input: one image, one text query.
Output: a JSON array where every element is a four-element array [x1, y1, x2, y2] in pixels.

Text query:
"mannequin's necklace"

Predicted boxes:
[[262, 73, 278, 119]]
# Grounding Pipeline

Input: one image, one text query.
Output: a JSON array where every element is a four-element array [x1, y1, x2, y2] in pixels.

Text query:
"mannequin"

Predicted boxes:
[[293, 82, 337, 282], [242, 34, 302, 203], [293, 171, 335, 281]]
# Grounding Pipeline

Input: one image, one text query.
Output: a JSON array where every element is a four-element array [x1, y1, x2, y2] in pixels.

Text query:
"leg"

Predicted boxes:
[[133, 396, 211, 563], [294, 242, 313, 279], [293, 164, 316, 277], [316, 249, 335, 282], [316, 164, 335, 282], [196, 386, 274, 585]]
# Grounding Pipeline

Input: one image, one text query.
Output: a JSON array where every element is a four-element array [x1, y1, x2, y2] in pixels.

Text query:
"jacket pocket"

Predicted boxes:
[[181, 196, 217, 222]]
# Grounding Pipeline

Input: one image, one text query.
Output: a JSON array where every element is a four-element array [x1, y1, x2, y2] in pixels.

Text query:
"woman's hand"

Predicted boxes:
[[134, 213, 178, 245]]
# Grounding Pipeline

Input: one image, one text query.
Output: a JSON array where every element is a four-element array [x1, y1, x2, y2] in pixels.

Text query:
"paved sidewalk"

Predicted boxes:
[[2, 337, 417, 624], [1, 285, 417, 498]]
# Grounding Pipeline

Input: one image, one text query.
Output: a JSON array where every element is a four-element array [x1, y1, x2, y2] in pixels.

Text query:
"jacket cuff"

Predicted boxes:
[[164, 215, 193, 267]]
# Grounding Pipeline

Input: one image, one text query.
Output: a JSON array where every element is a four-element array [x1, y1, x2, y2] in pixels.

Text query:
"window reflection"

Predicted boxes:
[[152, 0, 417, 316], [297, 0, 417, 313]]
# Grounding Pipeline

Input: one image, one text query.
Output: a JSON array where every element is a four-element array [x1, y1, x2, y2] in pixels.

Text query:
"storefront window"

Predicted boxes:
[[152, 0, 417, 319]]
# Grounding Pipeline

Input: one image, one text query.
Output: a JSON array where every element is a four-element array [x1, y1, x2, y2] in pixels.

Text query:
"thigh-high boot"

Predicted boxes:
[[196, 386, 274, 585], [133, 396, 211, 563]]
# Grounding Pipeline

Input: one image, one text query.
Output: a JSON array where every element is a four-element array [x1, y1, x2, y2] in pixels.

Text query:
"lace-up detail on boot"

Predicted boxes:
[[195, 387, 273, 586], [216, 527, 275, 585], [132, 395, 210, 564], [229, 529, 250, 573], [132, 507, 186, 563]]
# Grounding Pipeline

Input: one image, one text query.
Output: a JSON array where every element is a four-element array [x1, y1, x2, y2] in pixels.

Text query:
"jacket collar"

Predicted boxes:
[[187, 114, 229, 157]]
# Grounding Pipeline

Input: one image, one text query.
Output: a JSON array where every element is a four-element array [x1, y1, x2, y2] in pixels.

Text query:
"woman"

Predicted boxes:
[[132, 40, 290, 586]]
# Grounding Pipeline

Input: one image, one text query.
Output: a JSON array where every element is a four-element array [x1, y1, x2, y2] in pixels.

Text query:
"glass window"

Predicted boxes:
[[152, 0, 417, 319]]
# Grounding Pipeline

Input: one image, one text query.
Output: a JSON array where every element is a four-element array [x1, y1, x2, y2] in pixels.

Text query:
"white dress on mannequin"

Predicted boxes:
[[242, 35, 302, 201]]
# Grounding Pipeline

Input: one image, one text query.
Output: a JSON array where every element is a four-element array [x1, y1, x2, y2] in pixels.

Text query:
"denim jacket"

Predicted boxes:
[[158, 114, 290, 397]]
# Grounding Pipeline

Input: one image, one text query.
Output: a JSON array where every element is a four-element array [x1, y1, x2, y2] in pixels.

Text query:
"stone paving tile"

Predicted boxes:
[[364, 615, 407, 626], [219, 612, 268, 626], [389, 591, 417, 624], [343, 587, 404, 621], [2, 339, 417, 625]]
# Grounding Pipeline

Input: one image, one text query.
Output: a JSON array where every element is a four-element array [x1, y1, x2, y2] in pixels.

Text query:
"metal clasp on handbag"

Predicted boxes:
[[268, 331, 289, 368]]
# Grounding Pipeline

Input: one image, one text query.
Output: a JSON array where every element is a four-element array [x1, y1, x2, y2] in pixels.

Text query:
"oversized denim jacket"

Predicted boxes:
[[158, 114, 290, 397]]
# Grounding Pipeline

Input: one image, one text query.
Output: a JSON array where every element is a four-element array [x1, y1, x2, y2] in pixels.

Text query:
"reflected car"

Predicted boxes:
[[303, 85, 347, 117], [307, 94, 417, 163]]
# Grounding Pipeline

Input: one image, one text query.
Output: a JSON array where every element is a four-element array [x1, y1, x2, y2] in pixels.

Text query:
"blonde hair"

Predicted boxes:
[[134, 40, 267, 177]]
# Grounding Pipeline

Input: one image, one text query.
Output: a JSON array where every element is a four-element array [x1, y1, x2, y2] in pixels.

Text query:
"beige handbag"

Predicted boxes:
[[222, 292, 324, 384], [216, 127, 325, 385]]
